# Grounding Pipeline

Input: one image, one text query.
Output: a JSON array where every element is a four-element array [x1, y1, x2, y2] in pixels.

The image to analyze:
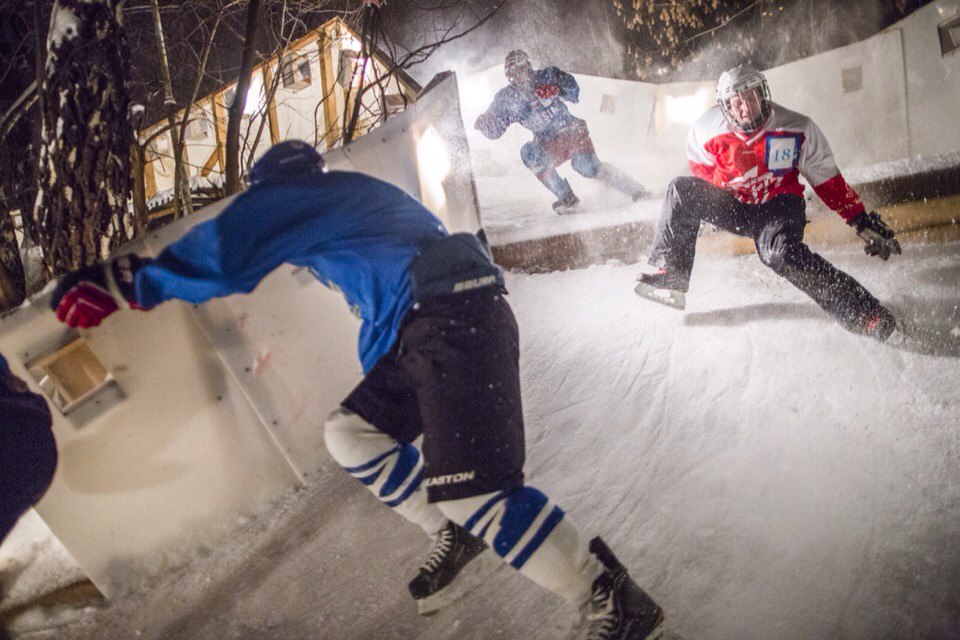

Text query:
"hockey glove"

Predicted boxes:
[[851, 211, 901, 261], [534, 83, 560, 105], [51, 254, 147, 328]]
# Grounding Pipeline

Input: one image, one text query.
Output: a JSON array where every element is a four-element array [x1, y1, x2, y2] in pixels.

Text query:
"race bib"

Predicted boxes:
[[765, 134, 800, 173]]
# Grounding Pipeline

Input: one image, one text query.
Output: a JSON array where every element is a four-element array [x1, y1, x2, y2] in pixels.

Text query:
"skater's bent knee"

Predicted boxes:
[[571, 154, 601, 178], [435, 492, 496, 525], [520, 142, 546, 169], [670, 176, 698, 190]]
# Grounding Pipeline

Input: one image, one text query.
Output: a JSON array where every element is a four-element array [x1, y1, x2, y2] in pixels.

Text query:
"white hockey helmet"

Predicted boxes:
[[716, 64, 772, 134]]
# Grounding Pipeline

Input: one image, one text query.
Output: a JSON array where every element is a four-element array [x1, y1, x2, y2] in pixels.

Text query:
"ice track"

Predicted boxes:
[[23, 242, 960, 640]]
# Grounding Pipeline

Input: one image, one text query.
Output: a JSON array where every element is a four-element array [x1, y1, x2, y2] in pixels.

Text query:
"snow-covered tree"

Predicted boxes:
[[35, 0, 134, 276]]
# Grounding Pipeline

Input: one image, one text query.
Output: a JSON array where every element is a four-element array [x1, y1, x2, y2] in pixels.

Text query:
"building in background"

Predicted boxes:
[[141, 17, 420, 220]]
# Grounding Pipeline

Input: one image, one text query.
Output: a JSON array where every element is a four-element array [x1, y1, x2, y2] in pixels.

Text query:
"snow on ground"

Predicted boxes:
[[14, 239, 960, 640], [478, 173, 665, 246]]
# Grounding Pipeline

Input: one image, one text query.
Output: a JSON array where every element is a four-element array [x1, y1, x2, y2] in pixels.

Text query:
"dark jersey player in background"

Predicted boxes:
[[636, 64, 902, 342], [51, 140, 666, 640], [0, 353, 58, 640], [475, 50, 648, 215]]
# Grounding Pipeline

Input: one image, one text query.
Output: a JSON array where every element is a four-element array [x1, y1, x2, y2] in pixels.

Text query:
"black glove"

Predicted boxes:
[[850, 211, 901, 261], [50, 255, 147, 328]]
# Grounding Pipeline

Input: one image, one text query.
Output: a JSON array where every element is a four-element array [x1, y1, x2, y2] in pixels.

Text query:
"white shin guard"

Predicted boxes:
[[324, 408, 446, 535], [436, 488, 599, 607]]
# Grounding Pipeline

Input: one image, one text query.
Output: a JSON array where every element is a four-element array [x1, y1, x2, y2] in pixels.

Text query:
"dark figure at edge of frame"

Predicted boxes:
[[0, 353, 58, 640]]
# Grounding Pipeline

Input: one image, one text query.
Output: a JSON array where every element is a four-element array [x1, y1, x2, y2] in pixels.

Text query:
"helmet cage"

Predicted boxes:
[[504, 50, 532, 85], [717, 75, 772, 134]]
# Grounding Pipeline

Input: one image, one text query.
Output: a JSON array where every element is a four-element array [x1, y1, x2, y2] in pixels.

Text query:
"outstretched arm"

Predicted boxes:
[[134, 212, 285, 308], [800, 120, 900, 260], [474, 90, 515, 140], [799, 120, 865, 222], [52, 191, 323, 327]]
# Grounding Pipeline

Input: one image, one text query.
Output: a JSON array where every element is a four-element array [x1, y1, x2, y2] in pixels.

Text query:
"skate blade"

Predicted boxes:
[[415, 549, 503, 616], [634, 282, 685, 310]]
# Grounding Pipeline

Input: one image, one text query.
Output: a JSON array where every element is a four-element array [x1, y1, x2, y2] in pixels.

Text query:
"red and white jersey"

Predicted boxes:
[[686, 103, 865, 221]]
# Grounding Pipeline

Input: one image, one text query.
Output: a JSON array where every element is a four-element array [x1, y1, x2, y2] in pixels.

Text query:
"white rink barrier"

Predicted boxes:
[[0, 72, 479, 599]]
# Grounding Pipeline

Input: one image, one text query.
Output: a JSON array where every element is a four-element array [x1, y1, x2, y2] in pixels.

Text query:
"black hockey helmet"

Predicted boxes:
[[248, 140, 325, 187]]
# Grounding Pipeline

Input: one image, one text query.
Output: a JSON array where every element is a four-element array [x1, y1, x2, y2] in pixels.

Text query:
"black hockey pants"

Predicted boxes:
[[649, 176, 884, 329]]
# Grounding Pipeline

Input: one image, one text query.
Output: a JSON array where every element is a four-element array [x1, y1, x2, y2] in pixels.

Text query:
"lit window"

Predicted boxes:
[[281, 54, 312, 91]]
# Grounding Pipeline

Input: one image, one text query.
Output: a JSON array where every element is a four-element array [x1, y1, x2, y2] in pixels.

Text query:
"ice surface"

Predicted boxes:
[[14, 239, 960, 640]]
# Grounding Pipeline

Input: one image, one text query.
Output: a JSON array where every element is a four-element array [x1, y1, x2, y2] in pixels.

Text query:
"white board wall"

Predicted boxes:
[[0, 73, 477, 599], [462, 0, 960, 212]]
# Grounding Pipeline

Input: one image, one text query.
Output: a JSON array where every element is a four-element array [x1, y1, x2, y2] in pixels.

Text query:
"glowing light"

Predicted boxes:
[[457, 76, 496, 122], [416, 126, 451, 215], [342, 34, 362, 53], [244, 75, 266, 116], [665, 88, 714, 124]]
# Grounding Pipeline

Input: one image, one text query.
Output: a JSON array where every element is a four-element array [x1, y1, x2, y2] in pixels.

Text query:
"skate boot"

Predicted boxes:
[[553, 192, 581, 215], [634, 268, 688, 310], [861, 307, 898, 342], [579, 537, 664, 640], [408, 521, 500, 615]]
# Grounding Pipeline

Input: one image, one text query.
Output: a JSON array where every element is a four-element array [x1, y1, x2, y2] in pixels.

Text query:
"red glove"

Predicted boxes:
[[50, 255, 146, 328], [535, 84, 560, 102]]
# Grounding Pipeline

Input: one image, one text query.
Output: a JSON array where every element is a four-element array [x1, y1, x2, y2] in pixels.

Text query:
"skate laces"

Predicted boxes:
[[421, 525, 455, 574], [584, 580, 617, 640]]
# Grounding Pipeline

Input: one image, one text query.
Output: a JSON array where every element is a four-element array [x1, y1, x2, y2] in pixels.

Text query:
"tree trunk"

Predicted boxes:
[[150, 0, 192, 218], [34, 0, 134, 276], [130, 142, 148, 237], [225, 0, 261, 195], [0, 208, 26, 310]]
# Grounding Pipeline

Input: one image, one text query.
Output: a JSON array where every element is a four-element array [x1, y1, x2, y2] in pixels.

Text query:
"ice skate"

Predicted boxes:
[[634, 269, 688, 310], [861, 307, 898, 342], [631, 186, 650, 202], [408, 520, 501, 615], [553, 192, 581, 215], [577, 537, 664, 640]]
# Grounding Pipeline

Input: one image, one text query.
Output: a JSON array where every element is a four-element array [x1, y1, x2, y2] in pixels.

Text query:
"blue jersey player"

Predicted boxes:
[[50, 141, 666, 640], [475, 50, 648, 214]]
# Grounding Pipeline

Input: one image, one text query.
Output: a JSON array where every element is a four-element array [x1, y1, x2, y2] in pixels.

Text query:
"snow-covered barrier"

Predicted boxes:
[[0, 72, 479, 600]]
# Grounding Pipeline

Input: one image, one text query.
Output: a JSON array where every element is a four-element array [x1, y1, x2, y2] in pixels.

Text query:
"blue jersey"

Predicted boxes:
[[477, 67, 583, 141], [135, 171, 448, 373]]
